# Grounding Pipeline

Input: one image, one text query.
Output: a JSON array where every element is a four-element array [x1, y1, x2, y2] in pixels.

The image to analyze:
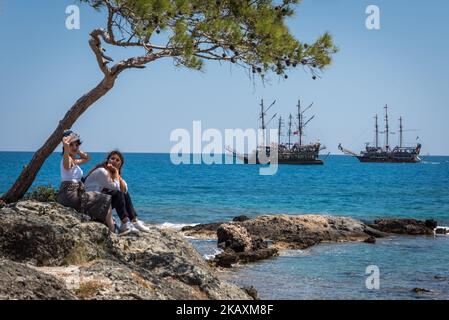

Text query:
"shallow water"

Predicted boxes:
[[193, 236, 449, 300]]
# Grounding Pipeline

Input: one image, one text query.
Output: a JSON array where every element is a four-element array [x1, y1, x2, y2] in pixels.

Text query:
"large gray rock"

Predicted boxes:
[[0, 259, 76, 300], [0, 200, 252, 300], [0, 201, 115, 266], [217, 223, 253, 252], [214, 223, 278, 267]]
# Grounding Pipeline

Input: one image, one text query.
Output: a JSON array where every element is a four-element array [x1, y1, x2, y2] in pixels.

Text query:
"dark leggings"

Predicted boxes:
[[102, 189, 137, 222]]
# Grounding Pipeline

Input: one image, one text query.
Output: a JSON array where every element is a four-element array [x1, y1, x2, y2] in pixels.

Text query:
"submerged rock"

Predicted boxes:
[[0, 200, 252, 300], [233, 215, 250, 222], [364, 236, 376, 244], [411, 287, 432, 294], [243, 286, 260, 300]]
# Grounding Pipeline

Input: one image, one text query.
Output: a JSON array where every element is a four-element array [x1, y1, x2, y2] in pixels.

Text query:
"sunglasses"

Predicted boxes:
[[70, 142, 81, 147]]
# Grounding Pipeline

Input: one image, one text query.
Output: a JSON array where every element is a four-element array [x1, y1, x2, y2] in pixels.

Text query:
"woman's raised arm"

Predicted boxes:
[[74, 150, 91, 166], [62, 136, 73, 170]]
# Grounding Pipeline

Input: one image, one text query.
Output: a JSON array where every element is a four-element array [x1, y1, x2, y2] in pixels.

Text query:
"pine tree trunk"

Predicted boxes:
[[1, 76, 117, 203]]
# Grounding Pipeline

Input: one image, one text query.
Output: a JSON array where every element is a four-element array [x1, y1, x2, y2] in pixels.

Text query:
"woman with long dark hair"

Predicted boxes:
[[57, 130, 114, 231], [84, 150, 149, 235]]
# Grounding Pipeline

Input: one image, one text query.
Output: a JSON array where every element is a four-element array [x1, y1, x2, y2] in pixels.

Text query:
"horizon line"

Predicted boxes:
[[0, 150, 448, 157]]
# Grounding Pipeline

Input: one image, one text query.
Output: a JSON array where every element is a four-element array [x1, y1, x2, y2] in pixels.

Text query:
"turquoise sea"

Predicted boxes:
[[1, 152, 448, 299]]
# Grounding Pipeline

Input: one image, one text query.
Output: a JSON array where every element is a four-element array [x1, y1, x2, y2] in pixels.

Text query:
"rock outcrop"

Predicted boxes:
[[217, 223, 254, 252], [236, 215, 387, 249], [183, 222, 224, 239], [185, 214, 388, 250], [0, 259, 76, 300], [214, 223, 278, 267], [370, 218, 437, 235], [183, 214, 438, 267], [0, 200, 252, 300]]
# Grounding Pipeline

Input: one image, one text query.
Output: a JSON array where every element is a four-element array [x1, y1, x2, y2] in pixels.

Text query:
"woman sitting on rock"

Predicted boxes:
[[57, 130, 115, 231], [84, 150, 150, 236]]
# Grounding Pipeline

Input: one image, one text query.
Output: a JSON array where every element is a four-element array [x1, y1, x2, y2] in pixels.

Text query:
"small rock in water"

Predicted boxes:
[[364, 236, 376, 244], [435, 228, 448, 235], [243, 286, 260, 300], [425, 219, 438, 229], [233, 215, 250, 222], [411, 287, 432, 294]]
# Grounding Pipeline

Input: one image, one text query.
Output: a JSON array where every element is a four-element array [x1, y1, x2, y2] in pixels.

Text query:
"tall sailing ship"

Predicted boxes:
[[228, 99, 325, 165], [338, 105, 422, 163]]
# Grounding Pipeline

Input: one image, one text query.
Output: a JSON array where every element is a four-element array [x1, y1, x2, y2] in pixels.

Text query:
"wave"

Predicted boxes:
[[421, 161, 441, 165], [436, 226, 449, 235], [155, 222, 199, 230], [279, 249, 308, 257], [203, 248, 224, 260]]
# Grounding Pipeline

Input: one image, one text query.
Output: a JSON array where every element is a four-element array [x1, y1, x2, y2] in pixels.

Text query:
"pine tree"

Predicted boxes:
[[2, 0, 337, 203]]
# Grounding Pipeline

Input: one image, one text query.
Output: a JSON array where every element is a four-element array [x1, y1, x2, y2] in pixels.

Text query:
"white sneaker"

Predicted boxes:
[[133, 219, 150, 233], [119, 221, 140, 236]]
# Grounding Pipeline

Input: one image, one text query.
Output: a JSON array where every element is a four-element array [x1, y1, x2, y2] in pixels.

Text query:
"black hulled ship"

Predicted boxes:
[[339, 105, 422, 163], [228, 99, 325, 165]]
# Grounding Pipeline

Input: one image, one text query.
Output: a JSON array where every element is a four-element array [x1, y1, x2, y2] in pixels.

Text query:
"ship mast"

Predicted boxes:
[[374, 114, 379, 148], [384, 104, 389, 150], [399, 116, 403, 148], [296, 99, 315, 147], [260, 99, 265, 131], [297, 100, 303, 146], [259, 99, 276, 146], [288, 114, 293, 149], [278, 116, 283, 145]]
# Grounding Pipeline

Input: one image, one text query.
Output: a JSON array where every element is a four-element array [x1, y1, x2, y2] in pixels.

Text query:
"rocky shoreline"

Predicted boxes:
[[0, 201, 254, 300], [182, 214, 438, 268], [0, 200, 441, 299]]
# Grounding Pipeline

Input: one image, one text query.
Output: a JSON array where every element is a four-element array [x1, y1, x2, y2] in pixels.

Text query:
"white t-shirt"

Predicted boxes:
[[60, 158, 83, 182], [84, 167, 128, 193]]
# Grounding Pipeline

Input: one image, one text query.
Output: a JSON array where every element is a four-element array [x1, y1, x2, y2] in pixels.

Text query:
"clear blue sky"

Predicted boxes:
[[0, 0, 448, 155]]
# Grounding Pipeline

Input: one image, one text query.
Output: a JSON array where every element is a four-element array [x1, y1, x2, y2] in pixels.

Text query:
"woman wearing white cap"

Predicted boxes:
[[57, 130, 114, 231]]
